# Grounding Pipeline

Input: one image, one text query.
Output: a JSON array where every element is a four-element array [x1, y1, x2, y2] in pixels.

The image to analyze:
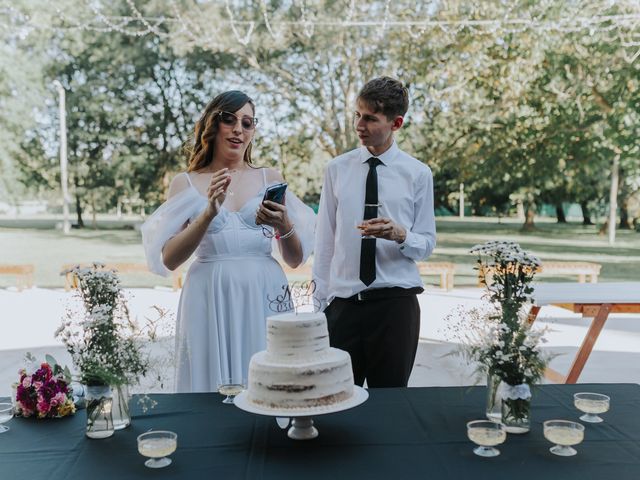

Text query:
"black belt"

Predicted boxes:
[[341, 286, 424, 303]]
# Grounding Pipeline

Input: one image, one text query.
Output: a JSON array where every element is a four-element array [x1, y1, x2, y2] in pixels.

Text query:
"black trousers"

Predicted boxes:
[[325, 294, 420, 388]]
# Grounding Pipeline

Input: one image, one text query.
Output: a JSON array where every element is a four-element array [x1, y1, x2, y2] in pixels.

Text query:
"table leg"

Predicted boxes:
[[565, 304, 612, 384], [526, 305, 541, 326]]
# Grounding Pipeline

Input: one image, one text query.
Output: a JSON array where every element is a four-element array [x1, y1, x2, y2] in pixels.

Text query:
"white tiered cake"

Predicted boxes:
[[246, 312, 354, 410]]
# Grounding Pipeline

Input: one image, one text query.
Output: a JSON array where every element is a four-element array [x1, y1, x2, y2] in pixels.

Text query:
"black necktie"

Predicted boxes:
[[359, 157, 381, 287]]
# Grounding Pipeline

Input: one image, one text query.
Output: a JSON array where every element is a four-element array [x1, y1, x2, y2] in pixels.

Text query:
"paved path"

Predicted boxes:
[[1, 286, 639, 396]]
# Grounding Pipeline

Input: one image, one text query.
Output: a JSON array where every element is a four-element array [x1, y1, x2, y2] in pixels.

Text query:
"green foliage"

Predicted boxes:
[[2, 0, 639, 229]]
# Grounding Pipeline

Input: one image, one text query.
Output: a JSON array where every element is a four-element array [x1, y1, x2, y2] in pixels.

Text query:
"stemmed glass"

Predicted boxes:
[[574, 392, 610, 423], [467, 420, 506, 457], [543, 420, 584, 456], [0, 403, 13, 433], [137, 431, 178, 469], [357, 203, 384, 239], [217, 378, 246, 404]]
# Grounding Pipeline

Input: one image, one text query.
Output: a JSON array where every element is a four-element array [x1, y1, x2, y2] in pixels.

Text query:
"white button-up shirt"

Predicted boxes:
[[313, 141, 436, 305]]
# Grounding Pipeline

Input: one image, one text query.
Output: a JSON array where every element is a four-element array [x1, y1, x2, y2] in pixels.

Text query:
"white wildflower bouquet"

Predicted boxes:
[[56, 263, 149, 387], [442, 241, 552, 429], [463, 241, 549, 386]]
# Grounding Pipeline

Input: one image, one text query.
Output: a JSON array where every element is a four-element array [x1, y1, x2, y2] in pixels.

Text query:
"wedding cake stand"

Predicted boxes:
[[234, 386, 369, 440]]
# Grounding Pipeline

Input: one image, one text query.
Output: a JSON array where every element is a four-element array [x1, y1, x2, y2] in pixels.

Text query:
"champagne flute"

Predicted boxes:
[[217, 377, 246, 404], [357, 203, 384, 240], [544, 420, 584, 456], [467, 420, 506, 457], [0, 403, 13, 433], [137, 430, 177, 468], [574, 392, 610, 423]]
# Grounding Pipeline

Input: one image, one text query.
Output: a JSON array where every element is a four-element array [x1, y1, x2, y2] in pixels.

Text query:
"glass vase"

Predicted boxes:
[[85, 385, 114, 439], [485, 373, 502, 423], [501, 388, 531, 434], [112, 384, 131, 430]]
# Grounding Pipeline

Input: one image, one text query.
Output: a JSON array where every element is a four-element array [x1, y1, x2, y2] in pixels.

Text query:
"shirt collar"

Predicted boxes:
[[359, 139, 398, 166]]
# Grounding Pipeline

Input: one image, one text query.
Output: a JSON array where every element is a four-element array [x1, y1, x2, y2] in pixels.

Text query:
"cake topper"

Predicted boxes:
[[267, 280, 321, 313]]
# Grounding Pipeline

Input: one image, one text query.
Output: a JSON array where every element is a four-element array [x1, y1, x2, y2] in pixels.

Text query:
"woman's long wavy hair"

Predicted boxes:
[[186, 91, 255, 172]]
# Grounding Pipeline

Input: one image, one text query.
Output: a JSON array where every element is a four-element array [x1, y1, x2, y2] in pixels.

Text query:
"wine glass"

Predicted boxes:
[[574, 392, 610, 423], [217, 377, 246, 404], [543, 420, 584, 456], [0, 403, 13, 433], [137, 430, 177, 469], [467, 420, 506, 457]]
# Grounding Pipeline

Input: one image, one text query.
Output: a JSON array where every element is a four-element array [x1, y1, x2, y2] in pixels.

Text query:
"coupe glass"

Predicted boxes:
[[137, 430, 177, 469], [0, 403, 13, 433], [217, 378, 246, 404], [467, 420, 506, 457], [543, 420, 584, 456], [574, 392, 610, 423]]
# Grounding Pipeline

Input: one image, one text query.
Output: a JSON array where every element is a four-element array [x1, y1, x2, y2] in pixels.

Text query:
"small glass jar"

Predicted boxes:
[[85, 385, 114, 439]]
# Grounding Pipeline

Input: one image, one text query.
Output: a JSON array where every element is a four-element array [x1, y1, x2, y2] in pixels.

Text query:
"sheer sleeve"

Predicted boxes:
[[141, 188, 207, 276], [284, 190, 316, 264]]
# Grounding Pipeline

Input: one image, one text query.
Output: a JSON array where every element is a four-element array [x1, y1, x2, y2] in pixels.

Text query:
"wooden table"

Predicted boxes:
[[529, 282, 640, 384]]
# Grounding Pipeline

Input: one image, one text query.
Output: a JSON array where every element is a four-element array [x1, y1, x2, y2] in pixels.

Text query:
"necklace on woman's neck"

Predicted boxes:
[[227, 166, 247, 197]]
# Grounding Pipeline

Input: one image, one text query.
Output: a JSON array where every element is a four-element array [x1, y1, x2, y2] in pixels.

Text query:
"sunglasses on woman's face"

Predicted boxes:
[[216, 111, 258, 131]]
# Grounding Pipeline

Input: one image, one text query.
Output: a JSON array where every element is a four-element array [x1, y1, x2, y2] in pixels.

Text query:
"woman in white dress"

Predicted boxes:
[[141, 91, 315, 392]]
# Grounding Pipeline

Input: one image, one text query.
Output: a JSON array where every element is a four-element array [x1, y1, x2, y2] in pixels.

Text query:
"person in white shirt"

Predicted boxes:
[[313, 77, 436, 387]]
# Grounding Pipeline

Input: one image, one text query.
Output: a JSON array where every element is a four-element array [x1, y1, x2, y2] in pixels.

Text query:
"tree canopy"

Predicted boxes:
[[1, 0, 638, 230]]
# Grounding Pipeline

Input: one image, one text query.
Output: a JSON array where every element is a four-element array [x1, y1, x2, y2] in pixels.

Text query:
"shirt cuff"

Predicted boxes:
[[398, 230, 424, 259]]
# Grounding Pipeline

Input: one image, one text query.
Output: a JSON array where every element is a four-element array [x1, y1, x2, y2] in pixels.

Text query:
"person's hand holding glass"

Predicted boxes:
[[357, 206, 407, 243]]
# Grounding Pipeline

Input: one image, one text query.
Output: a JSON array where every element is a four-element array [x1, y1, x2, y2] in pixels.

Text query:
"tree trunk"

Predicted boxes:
[[580, 201, 593, 225], [522, 200, 536, 231], [555, 203, 567, 223], [91, 195, 97, 229], [619, 196, 631, 229], [74, 177, 84, 228]]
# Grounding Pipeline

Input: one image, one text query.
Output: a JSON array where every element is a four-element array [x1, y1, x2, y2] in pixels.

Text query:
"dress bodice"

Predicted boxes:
[[191, 188, 273, 259]]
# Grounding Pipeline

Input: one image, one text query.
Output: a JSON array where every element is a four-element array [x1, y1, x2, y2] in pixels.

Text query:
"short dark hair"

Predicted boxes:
[[357, 77, 409, 119]]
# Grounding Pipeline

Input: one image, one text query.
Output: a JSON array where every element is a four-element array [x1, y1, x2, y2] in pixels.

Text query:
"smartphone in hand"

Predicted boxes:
[[262, 182, 288, 205]]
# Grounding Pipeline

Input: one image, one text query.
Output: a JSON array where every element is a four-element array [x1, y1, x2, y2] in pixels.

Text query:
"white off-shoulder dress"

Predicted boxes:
[[141, 170, 315, 392]]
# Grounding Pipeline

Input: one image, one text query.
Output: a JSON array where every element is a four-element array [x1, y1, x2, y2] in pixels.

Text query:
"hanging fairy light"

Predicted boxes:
[[1, 1, 639, 61]]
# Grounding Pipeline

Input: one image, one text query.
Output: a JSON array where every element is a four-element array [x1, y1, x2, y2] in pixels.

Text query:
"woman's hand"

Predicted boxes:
[[205, 168, 231, 218], [256, 200, 293, 234]]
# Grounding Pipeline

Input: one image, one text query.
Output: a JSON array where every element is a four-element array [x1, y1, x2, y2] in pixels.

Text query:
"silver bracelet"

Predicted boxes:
[[277, 225, 296, 240]]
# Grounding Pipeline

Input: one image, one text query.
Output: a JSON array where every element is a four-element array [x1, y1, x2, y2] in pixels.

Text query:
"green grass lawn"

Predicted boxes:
[[1, 215, 638, 288], [430, 217, 640, 286]]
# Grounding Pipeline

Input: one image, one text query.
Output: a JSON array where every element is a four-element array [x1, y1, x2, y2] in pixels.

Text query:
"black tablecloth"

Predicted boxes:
[[1, 384, 639, 480]]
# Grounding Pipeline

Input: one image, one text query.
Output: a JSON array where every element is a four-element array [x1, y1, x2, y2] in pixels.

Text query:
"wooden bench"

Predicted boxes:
[[417, 261, 455, 290], [478, 261, 601, 287], [0, 264, 35, 291], [538, 261, 601, 283], [63, 263, 183, 291]]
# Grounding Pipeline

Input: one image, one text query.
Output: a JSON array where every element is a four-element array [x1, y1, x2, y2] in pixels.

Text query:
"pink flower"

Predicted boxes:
[[37, 398, 51, 415], [19, 404, 34, 417], [51, 392, 66, 408], [22, 376, 32, 388]]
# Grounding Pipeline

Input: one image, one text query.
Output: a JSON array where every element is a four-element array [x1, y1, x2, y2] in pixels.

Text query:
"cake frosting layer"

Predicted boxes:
[[246, 312, 355, 410], [266, 311, 330, 360], [247, 348, 353, 409]]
